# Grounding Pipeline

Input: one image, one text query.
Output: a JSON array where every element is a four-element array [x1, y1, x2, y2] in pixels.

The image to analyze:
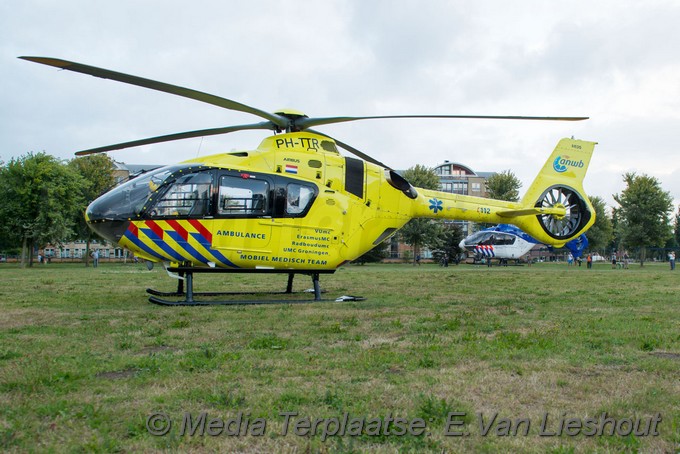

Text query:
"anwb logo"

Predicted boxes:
[[553, 155, 584, 173]]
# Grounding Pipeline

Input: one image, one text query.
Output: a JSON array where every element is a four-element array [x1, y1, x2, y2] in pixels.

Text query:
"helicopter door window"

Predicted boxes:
[[152, 172, 212, 217], [477, 233, 491, 245], [218, 176, 269, 216], [496, 234, 515, 245], [285, 183, 314, 215]]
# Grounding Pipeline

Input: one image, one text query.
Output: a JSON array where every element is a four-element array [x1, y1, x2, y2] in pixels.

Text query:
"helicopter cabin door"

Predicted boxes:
[[211, 172, 272, 255], [341, 156, 382, 260]]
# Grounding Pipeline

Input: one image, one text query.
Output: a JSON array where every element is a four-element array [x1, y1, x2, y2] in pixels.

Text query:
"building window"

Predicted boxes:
[[472, 182, 481, 192], [452, 182, 467, 194]]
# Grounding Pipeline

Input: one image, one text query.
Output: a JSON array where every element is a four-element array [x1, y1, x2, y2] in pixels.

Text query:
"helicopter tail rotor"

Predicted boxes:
[[506, 138, 597, 245]]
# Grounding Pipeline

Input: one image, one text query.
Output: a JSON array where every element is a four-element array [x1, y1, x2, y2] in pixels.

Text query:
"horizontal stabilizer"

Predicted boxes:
[[497, 206, 566, 217]]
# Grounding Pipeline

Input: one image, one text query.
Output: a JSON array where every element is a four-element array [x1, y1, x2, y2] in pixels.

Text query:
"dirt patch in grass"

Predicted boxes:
[[649, 351, 680, 360], [95, 368, 140, 380]]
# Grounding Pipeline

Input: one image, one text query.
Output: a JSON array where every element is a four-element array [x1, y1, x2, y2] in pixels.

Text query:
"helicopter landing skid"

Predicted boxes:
[[146, 268, 363, 306]]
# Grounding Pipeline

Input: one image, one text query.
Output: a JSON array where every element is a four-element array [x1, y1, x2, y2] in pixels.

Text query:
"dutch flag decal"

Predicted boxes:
[[285, 164, 298, 174]]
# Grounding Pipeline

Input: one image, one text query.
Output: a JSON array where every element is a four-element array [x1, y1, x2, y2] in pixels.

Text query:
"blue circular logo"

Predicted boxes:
[[553, 156, 568, 173]]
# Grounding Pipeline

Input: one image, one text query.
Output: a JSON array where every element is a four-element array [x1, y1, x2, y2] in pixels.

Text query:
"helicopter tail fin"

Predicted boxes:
[[498, 138, 597, 246]]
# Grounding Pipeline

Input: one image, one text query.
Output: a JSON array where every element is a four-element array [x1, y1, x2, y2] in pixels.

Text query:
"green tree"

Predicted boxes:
[[475, 169, 522, 231], [613, 173, 673, 266], [608, 206, 622, 254], [399, 165, 441, 265], [404, 164, 441, 191], [585, 196, 613, 253], [669, 206, 680, 249], [68, 154, 116, 266], [430, 223, 464, 265], [0, 153, 84, 267], [485, 169, 522, 202]]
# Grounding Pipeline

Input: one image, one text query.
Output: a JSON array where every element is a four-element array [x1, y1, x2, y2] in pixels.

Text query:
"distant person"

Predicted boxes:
[[415, 254, 421, 266], [611, 253, 617, 269], [669, 251, 676, 270], [623, 253, 630, 269], [567, 253, 574, 266], [92, 249, 99, 268], [586, 254, 592, 269]]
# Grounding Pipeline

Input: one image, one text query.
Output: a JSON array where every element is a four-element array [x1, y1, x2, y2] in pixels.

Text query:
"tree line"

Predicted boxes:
[[0, 152, 115, 267]]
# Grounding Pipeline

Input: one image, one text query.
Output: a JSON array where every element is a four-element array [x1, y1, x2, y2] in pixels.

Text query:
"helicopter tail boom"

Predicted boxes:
[[411, 138, 596, 246]]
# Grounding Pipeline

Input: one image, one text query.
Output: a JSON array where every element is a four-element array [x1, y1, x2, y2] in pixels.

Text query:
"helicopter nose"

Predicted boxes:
[[87, 216, 131, 245], [85, 191, 135, 244], [86, 199, 130, 243], [83, 166, 166, 244]]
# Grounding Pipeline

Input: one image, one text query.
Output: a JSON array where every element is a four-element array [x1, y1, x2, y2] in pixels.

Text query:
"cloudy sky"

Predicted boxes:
[[2, 0, 680, 208]]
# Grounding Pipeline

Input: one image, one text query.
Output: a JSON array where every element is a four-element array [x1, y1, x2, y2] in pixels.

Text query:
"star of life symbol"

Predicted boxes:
[[429, 198, 443, 214]]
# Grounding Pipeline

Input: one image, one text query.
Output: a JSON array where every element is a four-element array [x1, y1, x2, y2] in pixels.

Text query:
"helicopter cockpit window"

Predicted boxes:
[[218, 175, 269, 216], [476, 232, 516, 246], [87, 166, 174, 220], [479, 233, 494, 245], [152, 172, 212, 217], [495, 233, 516, 245], [285, 183, 315, 215]]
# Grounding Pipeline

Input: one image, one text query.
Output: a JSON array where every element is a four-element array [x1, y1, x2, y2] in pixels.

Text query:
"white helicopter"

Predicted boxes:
[[459, 224, 588, 265]]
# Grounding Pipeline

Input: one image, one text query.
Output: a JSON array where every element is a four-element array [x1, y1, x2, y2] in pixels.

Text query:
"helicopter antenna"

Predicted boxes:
[[196, 136, 204, 158]]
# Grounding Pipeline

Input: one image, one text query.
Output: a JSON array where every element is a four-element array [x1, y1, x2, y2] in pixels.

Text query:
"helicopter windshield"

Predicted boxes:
[[87, 166, 174, 221]]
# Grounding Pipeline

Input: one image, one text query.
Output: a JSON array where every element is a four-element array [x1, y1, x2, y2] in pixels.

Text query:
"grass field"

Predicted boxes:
[[1, 261, 679, 453]]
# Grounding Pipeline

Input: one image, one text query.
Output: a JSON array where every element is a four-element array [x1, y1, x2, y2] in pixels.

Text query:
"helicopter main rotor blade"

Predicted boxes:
[[74, 122, 275, 156], [20, 56, 290, 129], [296, 114, 589, 129], [307, 129, 392, 170]]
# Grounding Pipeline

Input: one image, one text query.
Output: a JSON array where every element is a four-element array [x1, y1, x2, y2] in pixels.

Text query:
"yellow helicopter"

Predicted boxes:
[[21, 57, 596, 305]]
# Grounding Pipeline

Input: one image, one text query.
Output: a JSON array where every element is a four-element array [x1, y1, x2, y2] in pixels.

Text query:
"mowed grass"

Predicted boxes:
[[1, 261, 679, 453]]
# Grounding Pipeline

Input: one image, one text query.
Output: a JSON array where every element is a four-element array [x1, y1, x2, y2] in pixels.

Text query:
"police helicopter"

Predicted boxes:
[[459, 224, 588, 265], [20, 56, 597, 305]]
